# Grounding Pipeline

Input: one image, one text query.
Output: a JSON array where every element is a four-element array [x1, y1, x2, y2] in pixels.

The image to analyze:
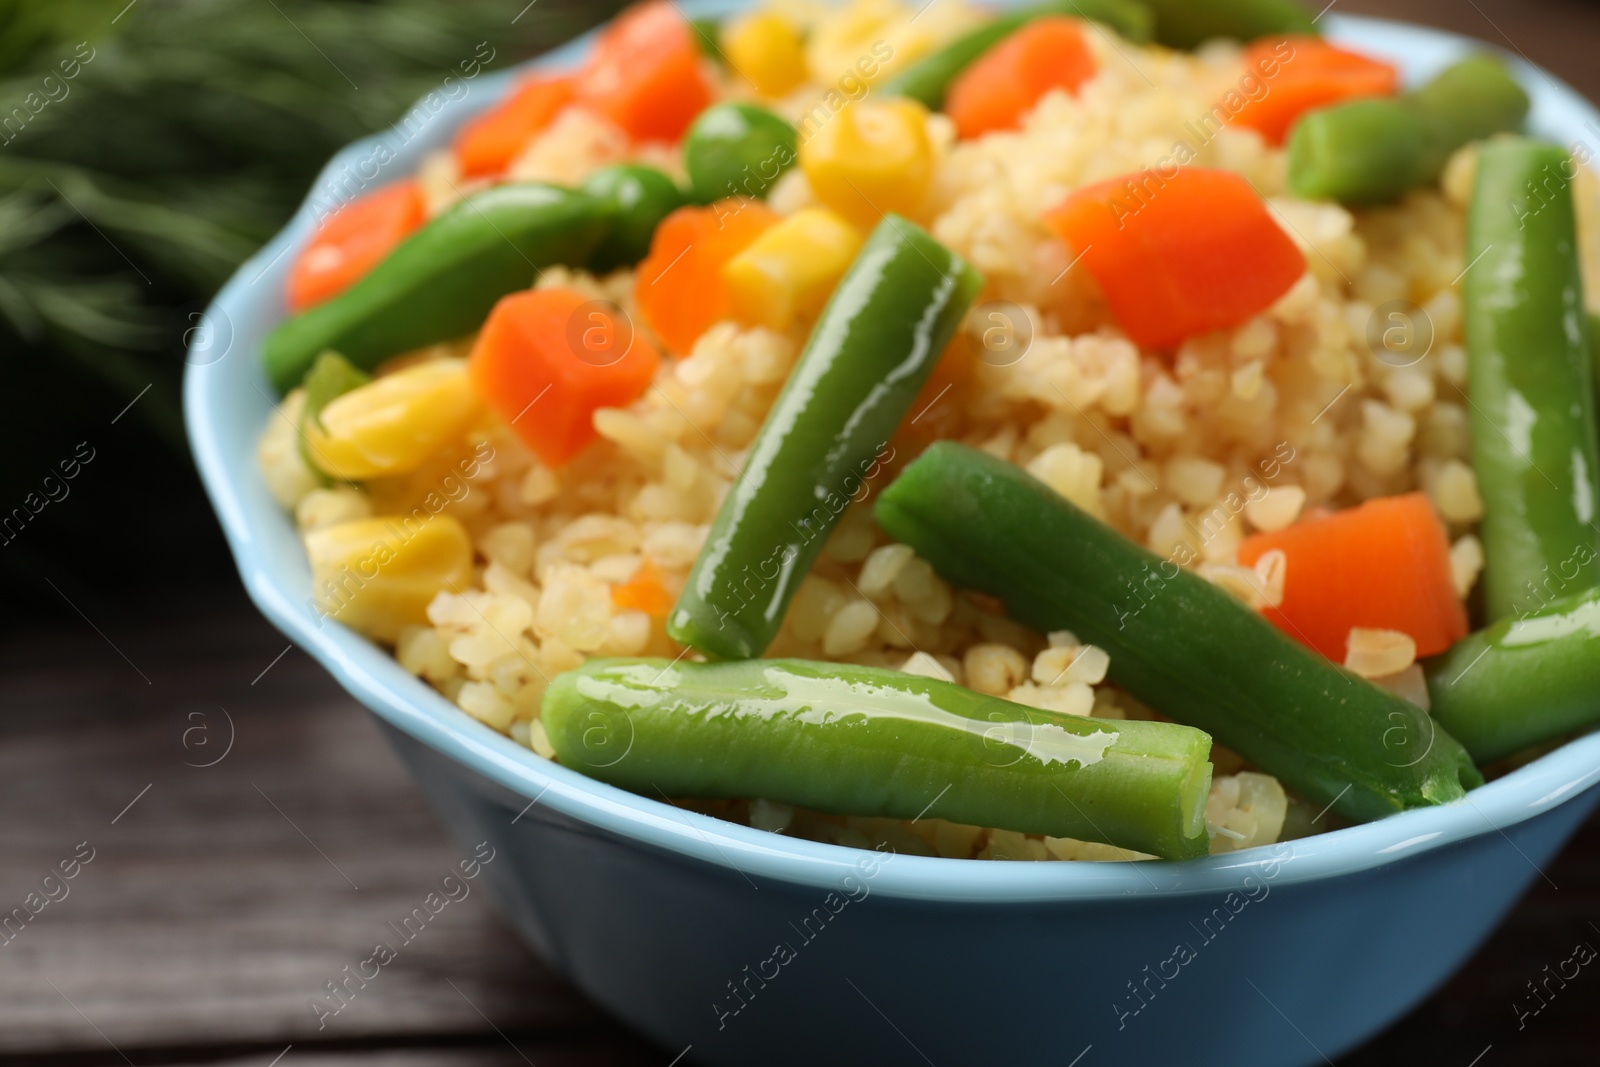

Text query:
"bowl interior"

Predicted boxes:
[[184, 1, 1600, 902]]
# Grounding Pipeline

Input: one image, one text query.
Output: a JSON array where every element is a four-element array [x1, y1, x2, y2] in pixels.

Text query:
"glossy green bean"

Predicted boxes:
[[263, 183, 611, 393], [882, 0, 1154, 110], [543, 657, 1215, 860], [1287, 55, 1529, 205], [1139, 0, 1314, 50], [1463, 138, 1600, 621], [666, 216, 981, 660], [875, 442, 1482, 824], [581, 164, 689, 272], [1428, 585, 1600, 763]]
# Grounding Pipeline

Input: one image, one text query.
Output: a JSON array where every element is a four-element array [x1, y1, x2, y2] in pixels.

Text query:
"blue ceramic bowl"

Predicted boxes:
[[186, 5, 1600, 1064]]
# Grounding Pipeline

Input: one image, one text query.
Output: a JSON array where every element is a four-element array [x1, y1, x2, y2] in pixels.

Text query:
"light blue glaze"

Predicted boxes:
[[186, 6, 1600, 1063]]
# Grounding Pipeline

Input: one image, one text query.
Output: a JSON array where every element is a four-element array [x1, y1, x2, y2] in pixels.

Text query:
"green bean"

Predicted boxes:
[[666, 216, 981, 660], [580, 164, 689, 272], [1287, 55, 1529, 205], [1463, 138, 1600, 621], [1588, 311, 1600, 432], [882, 0, 1154, 110], [682, 102, 798, 206], [875, 442, 1483, 824], [1139, 0, 1314, 50], [1428, 584, 1600, 763], [543, 657, 1215, 860], [263, 183, 611, 393]]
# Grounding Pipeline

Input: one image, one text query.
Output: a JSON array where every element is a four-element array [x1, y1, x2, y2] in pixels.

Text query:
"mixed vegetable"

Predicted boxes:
[[1287, 55, 1529, 204], [883, 0, 1152, 109], [264, 183, 612, 392], [874, 442, 1481, 822], [255, 0, 1600, 863]]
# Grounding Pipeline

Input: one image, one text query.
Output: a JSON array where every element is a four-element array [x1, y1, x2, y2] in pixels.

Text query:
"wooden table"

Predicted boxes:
[[11, 598, 1599, 1067], [7, 1, 1600, 1063]]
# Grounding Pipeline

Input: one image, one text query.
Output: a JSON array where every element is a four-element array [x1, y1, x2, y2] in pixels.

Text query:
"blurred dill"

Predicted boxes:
[[0, 0, 620, 446], [0, 0, 620, 603]]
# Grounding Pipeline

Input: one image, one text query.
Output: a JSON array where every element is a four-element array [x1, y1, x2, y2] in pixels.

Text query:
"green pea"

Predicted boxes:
[[683, 102, 798, 206], [580, 164, 689, 273]]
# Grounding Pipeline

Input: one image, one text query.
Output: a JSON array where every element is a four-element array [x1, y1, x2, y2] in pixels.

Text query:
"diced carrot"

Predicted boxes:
[[634, 201, 779, 354], [453, 75, 576, 178], [576, 1, 714, 143], [1237, 492, 1469, 662], [1232, 37, 1399, 145], [945, 17, 1096, 139], [287, 180, 426, 311], [468, 288, 660, 468], [1041, 167, 1306, 349], [611, 558, 678, 617]]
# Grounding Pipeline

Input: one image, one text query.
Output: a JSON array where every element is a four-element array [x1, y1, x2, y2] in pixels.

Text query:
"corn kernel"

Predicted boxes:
[[305, 515, 475, 644], [803, 0, 965, 88], [723, 208, 864, 330], [303, 359, 482, 480], [804, 0, 901, 86], [723, 12, 808, 99], [258, 389, 320, 508], [800, 99, 933, 228], [295, 485, 372, 532]]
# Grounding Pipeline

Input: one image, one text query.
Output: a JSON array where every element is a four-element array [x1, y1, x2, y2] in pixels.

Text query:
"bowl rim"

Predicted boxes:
[[185, 0, 1600, 903]]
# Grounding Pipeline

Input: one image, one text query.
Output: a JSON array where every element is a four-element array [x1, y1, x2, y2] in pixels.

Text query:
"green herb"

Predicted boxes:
[[0, 0, 621, 446]]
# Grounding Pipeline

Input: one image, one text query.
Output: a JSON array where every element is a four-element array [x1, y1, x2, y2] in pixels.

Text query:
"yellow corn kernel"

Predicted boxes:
[[804, 0, 980, 87], [722, 208, 865, 331], [799, 98, 933, 227], [306, 515, 474, 643], [723, 12, 808, 99], [303, 358, 481, 481], [805, 0, 896, 84]]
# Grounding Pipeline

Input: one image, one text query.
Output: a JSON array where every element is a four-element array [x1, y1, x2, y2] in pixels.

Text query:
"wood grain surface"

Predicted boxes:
[[5, 0, 1600, 1063]]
